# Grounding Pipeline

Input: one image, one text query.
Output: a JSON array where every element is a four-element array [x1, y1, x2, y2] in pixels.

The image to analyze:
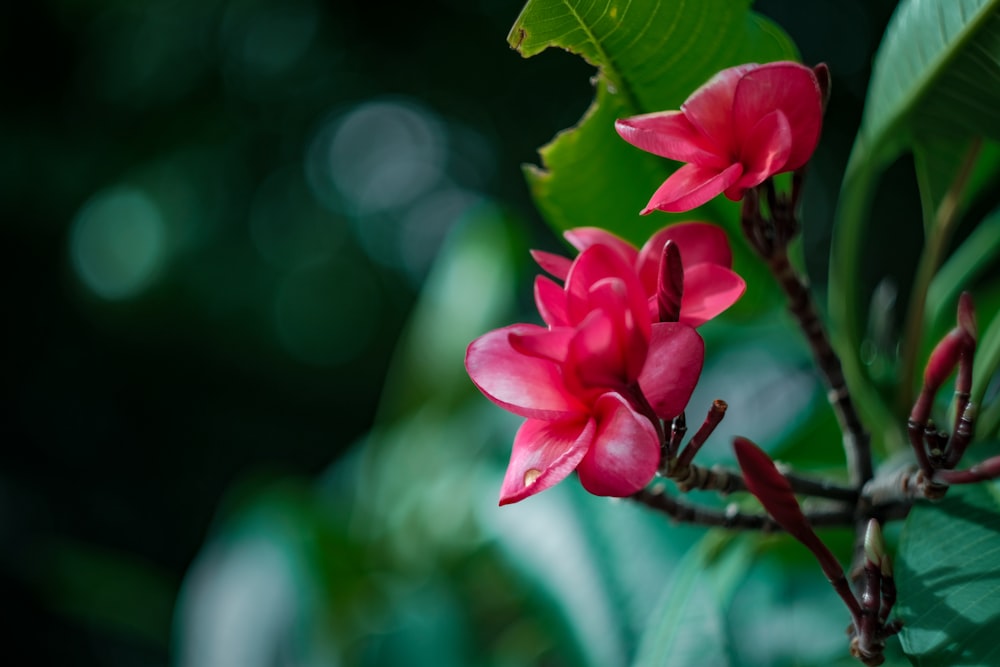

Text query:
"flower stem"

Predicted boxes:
[[768, 248, 873, 487]]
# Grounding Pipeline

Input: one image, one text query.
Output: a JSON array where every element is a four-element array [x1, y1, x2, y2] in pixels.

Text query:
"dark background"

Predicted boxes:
[[1, 1, 897, 664]]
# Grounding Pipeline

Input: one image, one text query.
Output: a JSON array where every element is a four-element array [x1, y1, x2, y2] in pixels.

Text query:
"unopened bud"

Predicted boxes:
[[657, 240, 684, 322], [880, 554, 893, 578], [924, 329, 965, 391], [864, 519, 886, 567], [958, 291, 977, 340]]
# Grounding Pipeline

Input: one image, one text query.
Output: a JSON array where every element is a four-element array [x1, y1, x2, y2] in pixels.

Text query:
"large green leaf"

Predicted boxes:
[[897, 481, 1000, 666], [632, 533, 750, 667], [830, 0, 1000, 448], [925, 207, 1000, 337], [508, 0, 798, 246]]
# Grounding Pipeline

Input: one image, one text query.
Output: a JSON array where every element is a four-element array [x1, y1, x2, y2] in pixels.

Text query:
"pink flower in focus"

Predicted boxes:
[[615, 62, 824, 213], [465, 244, 704, 505], [532, 222, 746, 327]]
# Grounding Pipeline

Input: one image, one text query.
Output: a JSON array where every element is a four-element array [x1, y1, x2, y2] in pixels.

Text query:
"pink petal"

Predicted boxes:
[[466, 324, 586, 419], [576, 393, 660, 497], [643, 162, 743, 214], [637, 323, 704, 419], [732, 62, 822, 171], [510, 327, 574, 364], [535, 275, 569, 327], [681, 63, 758, 154], [567, 306, 624, 391], [499, 416, 594, 505], [566, 279, 648, 389], [531, 249, 571, 280], [734, 109, 792, 189], [614, 112, 728, 167], [564, 227, 639, 266], [679, 264, 747, 327], [636, 222, 734, 290], [565, 245, 649, 336]]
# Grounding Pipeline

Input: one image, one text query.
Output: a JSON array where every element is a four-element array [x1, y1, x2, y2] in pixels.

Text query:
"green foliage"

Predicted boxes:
[[975, 314, 1000, 437], [831, 0, 1000, 450], [897, 481, 1000, 666], [508, 0, 798, 245], [632, 534, 749, 667]]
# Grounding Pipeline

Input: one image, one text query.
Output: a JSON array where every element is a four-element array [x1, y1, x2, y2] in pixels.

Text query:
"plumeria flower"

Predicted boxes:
[[466, 244, 704, 505], [532, 222, 746, 327], [615, 61, 824, 213]]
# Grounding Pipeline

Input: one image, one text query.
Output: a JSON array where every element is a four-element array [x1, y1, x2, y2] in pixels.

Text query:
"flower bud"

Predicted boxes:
[[863, 519, 886, 568], [657, 240, 684, 323]]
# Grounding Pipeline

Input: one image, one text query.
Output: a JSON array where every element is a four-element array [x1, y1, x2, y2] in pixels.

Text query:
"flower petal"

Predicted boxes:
[[567, 306, 623, 390], [615, 111, 727, 167], [466, 324, 585, 419], [734, 109, 792, 190], [564, 227, 638, 266], [637, 322, 704, 419], [732, 61, 822, 171], [499, 416, 594, 505], [510, 326, 574, 364], [530, 249, 571, 280], [681, 63, 758, 153], [566, 278, 649, 389], [565, 245, 649, 336], [643, 163, 743, 214], [535, 275, 569, 327], [576, 393, 660, 497], [679, 263, 747, 327], [636, 221, 734, 291]]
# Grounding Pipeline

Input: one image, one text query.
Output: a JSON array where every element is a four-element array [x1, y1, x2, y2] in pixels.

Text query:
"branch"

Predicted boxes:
[[664, 459, 857, 503], [632, 482, 854, 530], [741, 184, 873, 488], [767, 248, 872, 487]]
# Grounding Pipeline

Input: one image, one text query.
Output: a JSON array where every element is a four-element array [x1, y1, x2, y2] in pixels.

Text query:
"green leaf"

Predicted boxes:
[[854, 0, 1000, 169], [926, 207, 1000, 336], [897, 482, 1000, 666], [632, 533, 751, 667], [508, 0, 798, 246], [831, 0, 1000, 449]]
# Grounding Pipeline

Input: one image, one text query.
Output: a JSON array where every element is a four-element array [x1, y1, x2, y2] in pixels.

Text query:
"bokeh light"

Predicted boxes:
[[70, 186, 167, 300], [306, 98, 447, 217]]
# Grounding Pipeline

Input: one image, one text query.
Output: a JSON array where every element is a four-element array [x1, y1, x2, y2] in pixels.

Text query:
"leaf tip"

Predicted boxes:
[[508, 26, 527, 53]]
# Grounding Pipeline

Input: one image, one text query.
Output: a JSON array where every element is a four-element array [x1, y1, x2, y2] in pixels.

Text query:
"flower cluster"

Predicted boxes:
[[615, 61, 825, 214], [465, 223, 745, 504]]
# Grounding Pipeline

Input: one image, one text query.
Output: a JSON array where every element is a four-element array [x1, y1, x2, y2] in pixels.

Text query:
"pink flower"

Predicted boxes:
[[466, 244, 704, 504], [615, 62, 824, 213], [532, 222, 746, 327]]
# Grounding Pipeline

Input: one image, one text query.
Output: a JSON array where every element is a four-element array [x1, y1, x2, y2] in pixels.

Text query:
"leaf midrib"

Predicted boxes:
[[864, 0, 1000, 153], [558, 0, 643, 113]]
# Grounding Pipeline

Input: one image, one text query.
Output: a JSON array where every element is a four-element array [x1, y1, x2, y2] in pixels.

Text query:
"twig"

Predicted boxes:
[[767, 248, 872, 487], [664, 460, 857, 503], [741, 184, 873, 488], [631, 483, 854, 529]]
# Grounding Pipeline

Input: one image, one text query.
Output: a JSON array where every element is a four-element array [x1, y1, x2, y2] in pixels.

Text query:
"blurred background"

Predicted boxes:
[[2, 1, 901, 665]]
